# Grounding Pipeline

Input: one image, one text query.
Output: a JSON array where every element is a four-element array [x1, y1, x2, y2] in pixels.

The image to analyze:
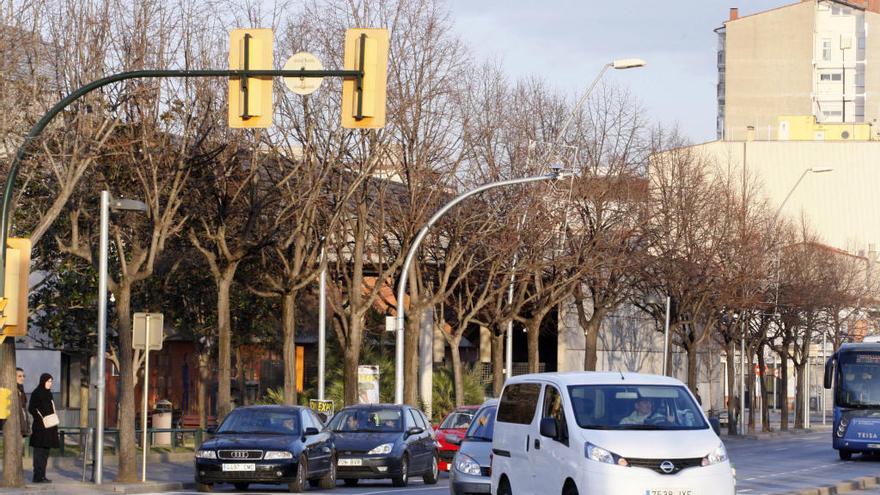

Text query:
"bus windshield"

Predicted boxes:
[[837, 352, 880, 408]]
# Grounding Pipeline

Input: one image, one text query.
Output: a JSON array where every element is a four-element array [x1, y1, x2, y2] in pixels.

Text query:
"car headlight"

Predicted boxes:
[[368, 443, 393, 455], [195, 449, 216, 459], [265, 451, 294, 460], [454, 453, 482, 476], [702, 443, 728, 466], [585, 442, 628, 466]]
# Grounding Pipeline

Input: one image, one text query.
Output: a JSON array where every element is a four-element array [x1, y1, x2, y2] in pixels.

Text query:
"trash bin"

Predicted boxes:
[[152, 400, 173, 446]]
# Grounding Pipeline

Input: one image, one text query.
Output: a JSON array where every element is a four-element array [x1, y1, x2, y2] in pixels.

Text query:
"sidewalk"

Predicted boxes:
[[718, 409, 833, 440], [0, 454, 194, 494]]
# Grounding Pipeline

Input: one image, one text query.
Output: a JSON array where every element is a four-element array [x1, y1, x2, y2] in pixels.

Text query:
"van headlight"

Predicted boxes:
[[454, 453, 482, 476], [585, 442, 628, 466], [195, 449, 216, 459], [264, 451, 293, 460], [368, 443, 393, 455], [701, 443, 728, 466]]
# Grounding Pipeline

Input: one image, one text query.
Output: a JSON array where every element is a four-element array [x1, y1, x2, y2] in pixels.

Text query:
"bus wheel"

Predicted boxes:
[[839, 449, 853, 460]]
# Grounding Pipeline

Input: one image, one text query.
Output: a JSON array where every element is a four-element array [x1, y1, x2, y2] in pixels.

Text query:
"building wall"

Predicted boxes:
[[865, 10, 880, 123], [724, 1, 815, 140]]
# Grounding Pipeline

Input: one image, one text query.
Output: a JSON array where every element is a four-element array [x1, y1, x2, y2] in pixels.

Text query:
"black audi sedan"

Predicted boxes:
[[328, 404, 439, 487], [194, 405, 336, 492]]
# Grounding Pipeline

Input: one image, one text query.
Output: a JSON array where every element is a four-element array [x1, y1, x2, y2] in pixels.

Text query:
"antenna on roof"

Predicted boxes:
[[618, 367, 625, 380]]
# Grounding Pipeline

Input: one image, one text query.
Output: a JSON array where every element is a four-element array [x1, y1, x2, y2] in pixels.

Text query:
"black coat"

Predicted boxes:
[[28, 378, 58, 449]]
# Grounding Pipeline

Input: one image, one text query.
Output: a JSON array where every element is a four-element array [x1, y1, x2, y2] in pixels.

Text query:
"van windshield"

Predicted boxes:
[[568, 385, 707, 431]]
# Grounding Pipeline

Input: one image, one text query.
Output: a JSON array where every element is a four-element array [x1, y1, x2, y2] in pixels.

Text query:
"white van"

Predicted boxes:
[[490, 372, 734, 495]]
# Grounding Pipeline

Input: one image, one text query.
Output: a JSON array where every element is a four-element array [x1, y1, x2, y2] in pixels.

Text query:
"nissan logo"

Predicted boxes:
[[230, 451, 249, 459], [659, 461, 675, 474]]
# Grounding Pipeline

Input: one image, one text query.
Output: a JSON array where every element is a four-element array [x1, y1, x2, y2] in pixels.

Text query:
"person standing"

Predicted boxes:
[[16, 368, 30, 438], [28, 373, 58, 483]]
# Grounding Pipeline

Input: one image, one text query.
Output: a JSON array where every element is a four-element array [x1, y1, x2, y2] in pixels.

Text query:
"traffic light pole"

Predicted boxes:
[[0, 65, 363, 487]]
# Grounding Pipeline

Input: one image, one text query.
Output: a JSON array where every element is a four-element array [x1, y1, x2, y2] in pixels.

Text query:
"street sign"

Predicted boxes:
[[309, 399, 334, 418], [132, 312, 163, 350], [283, 52, 324, 95], [385, 315, 396, 332]]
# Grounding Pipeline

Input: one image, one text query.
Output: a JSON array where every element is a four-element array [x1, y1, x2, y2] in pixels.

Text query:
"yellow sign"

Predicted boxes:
[[2, 238, 30, 337], [228, 29, 274, 128], [341, 28, 389, 129], [0, 387, 11, 420]]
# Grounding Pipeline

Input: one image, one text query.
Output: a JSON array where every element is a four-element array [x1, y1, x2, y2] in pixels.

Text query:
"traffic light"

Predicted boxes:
[[1, 238, 31, 337], [228, 28, 274, 128], [0, 387, 11, 420], [341, 28, 389, 129]]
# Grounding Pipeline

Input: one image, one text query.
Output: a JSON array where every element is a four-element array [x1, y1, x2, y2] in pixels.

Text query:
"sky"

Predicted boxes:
[[444, 0, 790, 144]]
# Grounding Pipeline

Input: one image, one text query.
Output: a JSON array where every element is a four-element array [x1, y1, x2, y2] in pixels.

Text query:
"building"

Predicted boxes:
[[717, 0, 880, 141]]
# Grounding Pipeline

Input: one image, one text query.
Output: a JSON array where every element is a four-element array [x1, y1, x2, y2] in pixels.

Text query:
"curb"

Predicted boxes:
[[0, 481, 194, 494], [723, 426, 832, 441], [780, 475, 880, 495]]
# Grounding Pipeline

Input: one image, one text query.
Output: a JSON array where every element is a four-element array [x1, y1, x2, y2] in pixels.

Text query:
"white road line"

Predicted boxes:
[[357, 486, 448, 495]]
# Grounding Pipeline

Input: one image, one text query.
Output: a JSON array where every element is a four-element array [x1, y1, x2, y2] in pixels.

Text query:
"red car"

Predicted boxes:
[[434, 406, 479, 472]]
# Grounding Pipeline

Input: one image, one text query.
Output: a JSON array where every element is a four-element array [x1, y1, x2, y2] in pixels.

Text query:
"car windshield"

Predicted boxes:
[[568, 385, 707, 431], [837, 352, 880, 408], [328, 408, 404, 432], [216, 409, 300, 435], [465, 406, 496, 441], [440, 411, 475, 429]]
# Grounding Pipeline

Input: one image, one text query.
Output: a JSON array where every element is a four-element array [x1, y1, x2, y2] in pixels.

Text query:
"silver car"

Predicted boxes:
[[449, 400, 497, 495]]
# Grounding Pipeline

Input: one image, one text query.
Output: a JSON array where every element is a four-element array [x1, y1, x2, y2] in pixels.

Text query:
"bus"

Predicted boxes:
[[824, 343, 880, 460]]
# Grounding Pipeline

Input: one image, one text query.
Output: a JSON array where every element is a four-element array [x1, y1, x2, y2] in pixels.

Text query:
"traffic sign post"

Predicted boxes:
[[133, 312, 163, 482]]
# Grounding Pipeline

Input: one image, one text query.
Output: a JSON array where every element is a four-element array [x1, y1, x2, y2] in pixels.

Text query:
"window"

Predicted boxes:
[[542, 386, 569, 444], [328, 408, 403, 432], [858, 37, 866, 49], [440, 411, 476, 429], [465, 406, 496, 441], [497, 383, 541, 425], [567, 385, 708, 431], [404, 409, 416, 429], [822, 38, 833, 61], [820, 73, 842, 82]]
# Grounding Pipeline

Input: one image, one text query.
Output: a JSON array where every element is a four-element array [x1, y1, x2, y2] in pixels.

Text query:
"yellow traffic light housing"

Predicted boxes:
[[1, 238, 30, 337], [228, 29, 274, 128], [0, 387, 11, 420], [342, 28, 389, 129]]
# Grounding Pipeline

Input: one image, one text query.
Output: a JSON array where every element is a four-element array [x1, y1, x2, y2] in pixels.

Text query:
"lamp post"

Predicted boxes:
[[95, 191, 147, 485], [646, 294, 671, 376]]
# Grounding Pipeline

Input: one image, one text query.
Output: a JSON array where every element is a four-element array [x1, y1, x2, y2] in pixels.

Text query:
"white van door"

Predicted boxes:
[[535, 384, 573, 494], [494, 382, 542, 493]]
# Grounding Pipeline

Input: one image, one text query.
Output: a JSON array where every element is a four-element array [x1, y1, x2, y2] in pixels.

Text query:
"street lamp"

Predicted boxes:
[[646, 294, 672, 376], [94, 191, 147, 485]]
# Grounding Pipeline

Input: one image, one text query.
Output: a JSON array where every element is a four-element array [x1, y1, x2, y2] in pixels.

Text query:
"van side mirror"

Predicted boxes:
[[824, 355, 836, 389], [539, 418, 558, 439]]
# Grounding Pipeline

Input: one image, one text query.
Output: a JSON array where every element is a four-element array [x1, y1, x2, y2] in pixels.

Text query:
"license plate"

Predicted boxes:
[[645, 490, 693, 495], [221, 463, 255, 472], [338, 458, 363, 466]]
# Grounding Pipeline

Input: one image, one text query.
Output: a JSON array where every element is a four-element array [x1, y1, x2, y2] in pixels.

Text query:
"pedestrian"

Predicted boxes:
[[28, 373, 59, 483], [695, 390, 703, 406], [16, 368, 30, 439]]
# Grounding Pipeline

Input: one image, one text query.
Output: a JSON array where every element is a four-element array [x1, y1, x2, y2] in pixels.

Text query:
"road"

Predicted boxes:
[[151, 477, 450, 495]]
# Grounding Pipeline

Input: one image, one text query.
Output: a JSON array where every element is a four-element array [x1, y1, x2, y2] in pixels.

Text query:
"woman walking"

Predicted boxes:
[[28, 373, 58, 483]]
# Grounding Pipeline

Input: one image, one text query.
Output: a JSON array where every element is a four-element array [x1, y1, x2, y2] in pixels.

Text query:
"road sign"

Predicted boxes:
[[309, 399, 334, 418], [132, 312, 163, 350], [341, 28, 389, 128], [228, 29, 274, 128], [284, 52, 324, 95]]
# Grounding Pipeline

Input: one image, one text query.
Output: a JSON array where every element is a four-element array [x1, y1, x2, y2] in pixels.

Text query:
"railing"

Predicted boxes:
[[49, 426, 208, 457]]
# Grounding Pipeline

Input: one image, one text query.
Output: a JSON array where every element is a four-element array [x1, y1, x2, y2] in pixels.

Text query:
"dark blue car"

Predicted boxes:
[[194, 405, 335, 492], [328, 404, 439, 487]]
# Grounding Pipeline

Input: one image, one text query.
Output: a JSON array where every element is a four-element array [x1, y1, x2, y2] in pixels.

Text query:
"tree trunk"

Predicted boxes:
[[197, 352, 209, 430], [686, 343, 698, 392], [450, 338, 465, 408], [491, 329, 505, 397], [343, 318, 364, 406], [282, 291, 297, 405], [583, 314, 603, 371], [780, 354, 789, 431], [404, 306, 421, 407], [115, 284, 137, 482], [794, 362, 806, 429], [526, 317, 542, 374], [726, 340, 737, 436], [757, 350, 771, 432], [80, 357, 90, 428], [216, 270, 235, 420], [747, 359, 756, 434], [1, 338, 23, 487]]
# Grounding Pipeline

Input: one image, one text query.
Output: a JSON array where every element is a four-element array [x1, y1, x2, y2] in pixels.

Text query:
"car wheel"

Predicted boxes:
[[839, 449, 853, 460], [318, 456, 337, 489], [392, 454, 409, 487], [497, 477, 513, 495], [196, 482, 213, 493], [423, 453, 439, 485], [288, 455, 307, 493], [343, 478, 359, 487], [233, 482, 249, 491]]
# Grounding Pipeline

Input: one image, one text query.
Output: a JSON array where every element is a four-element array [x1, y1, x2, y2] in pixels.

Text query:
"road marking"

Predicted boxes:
[[357, 487, 448, 495]]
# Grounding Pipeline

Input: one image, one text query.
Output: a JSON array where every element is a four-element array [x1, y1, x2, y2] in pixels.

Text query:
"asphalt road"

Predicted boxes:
[[154, 476, 450, 495]]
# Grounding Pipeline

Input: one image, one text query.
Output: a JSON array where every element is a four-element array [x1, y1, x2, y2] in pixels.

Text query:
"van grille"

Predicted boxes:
[[626, 457, 703, 475]]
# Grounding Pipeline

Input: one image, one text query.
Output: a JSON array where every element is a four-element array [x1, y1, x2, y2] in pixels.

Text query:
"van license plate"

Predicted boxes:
[[646, 490, 693, 495], [222, 463, 255, 472]]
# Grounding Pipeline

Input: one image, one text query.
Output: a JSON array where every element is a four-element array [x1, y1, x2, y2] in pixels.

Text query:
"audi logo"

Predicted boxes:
[[659, 461, 675, 474], [229, 451, 249, 459]]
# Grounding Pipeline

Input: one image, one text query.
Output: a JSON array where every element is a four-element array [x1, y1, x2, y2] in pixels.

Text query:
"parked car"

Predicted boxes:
[[490, 372, 735, 495], [449, 399, 497, 495], [435, 405, 479, 471], [194, 405, 336, 492], [327, 404, 440, 487]]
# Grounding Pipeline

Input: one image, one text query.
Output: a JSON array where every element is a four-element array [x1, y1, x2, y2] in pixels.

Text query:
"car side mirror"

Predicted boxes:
[[205, 427, 216, 435], [540, 418, 558, 440], [304, 427, 320, 436], [445, 433, 462, 446], [406, 426, 424, 437]]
